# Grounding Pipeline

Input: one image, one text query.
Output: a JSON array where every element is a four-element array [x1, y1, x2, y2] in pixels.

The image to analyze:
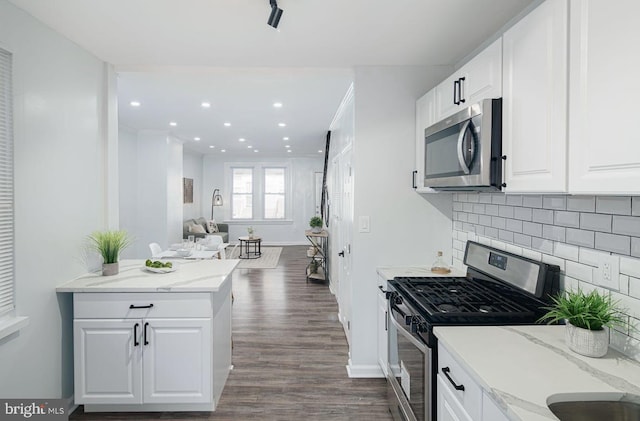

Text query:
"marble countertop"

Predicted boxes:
[[377, 265, 467, 281], [56, 259, 239, 292], [434, 325, 640, 421]]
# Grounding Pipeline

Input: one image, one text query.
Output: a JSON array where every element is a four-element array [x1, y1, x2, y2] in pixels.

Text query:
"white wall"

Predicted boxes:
[[203, 155, 323, 244], [0, 1, 108, 399], [183, 150, 203, 221], [347, 66, 454, 376], [119, 126, 138, 258]]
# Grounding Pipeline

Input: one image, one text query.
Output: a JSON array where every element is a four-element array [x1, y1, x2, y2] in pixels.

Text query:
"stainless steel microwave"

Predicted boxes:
[[423, 98, 503, 191]]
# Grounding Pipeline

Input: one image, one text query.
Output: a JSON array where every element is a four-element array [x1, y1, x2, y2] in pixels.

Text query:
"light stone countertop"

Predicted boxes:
[[434, 325, 640, 421], [56, 259, 239, 292], [377, 265, 467, 282]]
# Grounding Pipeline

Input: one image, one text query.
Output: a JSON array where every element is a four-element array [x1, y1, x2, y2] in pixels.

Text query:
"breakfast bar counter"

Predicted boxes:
[[56, 258, 239, 413]]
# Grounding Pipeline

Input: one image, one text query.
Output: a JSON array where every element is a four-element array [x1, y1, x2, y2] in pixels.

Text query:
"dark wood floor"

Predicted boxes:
[[71, 245, 392, 420]]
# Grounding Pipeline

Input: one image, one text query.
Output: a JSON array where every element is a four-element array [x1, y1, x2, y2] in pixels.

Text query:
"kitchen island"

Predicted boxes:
[[57, 258, 239, 412], [434, 325, 640, 421]]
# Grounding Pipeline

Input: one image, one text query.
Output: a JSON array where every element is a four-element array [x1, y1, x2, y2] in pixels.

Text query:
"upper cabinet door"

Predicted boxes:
[[568, 0, 640, 194], [502, 0, 568, 193], [415, 90, 436, 192], [435, 39, 502, 121]]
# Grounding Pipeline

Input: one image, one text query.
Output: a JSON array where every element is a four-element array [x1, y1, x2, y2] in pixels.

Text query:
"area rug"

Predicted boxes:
[[226, 246, 282, 269]]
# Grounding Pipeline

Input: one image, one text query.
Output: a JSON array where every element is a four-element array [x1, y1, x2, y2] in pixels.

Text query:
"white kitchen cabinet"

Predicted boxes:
[[414, 90, 437, 192], [482, 393, 510, 421], [436, 39, 502, 120], [72, 290, 230, 411], [376, 275, 389, 376], [502, 0, 568, 193], [437, 375, 473, 421], [568, 0, 640, 194]]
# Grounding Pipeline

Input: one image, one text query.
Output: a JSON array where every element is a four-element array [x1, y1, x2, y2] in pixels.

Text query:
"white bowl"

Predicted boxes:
[[175, 249, 191, 257]]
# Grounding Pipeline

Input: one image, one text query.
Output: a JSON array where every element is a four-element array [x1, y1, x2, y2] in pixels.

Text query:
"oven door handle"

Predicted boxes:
[[389, 309, 429, 354]]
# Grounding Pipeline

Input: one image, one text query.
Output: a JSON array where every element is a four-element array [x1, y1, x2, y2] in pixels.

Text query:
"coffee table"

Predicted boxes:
[[238, 236, 262, 259]]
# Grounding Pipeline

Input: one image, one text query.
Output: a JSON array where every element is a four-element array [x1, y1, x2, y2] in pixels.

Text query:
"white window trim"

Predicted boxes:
[[224, 161, 292, 223], [0, 48, 27, 342], [229, 166, 254, 220], [263, 166, 287, 220]]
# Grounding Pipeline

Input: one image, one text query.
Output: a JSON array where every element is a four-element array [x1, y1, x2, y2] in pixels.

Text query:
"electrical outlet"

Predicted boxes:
[[595, 254, 620, 291]]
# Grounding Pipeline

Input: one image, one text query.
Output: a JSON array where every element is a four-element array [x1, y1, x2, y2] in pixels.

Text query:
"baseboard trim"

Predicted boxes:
[[346, 360, 385, 378]]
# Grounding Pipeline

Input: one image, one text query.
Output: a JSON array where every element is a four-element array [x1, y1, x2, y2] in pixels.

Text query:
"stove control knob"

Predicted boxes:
[[393, 295, 403, 305]]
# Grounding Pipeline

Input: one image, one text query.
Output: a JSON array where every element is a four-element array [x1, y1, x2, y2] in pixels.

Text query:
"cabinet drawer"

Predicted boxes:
[[437, 342, 482, 421], [74, 292, 212, 319]]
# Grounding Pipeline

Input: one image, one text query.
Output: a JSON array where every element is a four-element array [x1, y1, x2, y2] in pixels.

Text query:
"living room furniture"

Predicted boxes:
[[183, 217, 229, 242], [305, 230, 328, 282], [238, 236, 262, 259], [148, 243, 162, 258]]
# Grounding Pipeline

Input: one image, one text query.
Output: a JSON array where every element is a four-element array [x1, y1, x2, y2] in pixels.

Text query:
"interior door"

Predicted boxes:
[[314, 171, 323, 216], [337, 146, 353, 341]]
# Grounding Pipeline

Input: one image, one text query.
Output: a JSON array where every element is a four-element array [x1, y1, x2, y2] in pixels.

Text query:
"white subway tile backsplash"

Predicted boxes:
[[490, 240, 507, 250], [521, 248, 542, 262], [532, 208, 554, 224], [453, 202, 463, 211], [473, 204, 485, 214], [523, 221, 543, 237], [458, 212, 468, 223], [506, 219, 523, 233], [513, 233, 532, 248], [475, 225, 485, 236], [633, 197, 640, 217], [596, 196, 632, 215], [492, 194, 507, 205], [499, 205, 515, 219], [620, 275, 630, 295], [543, 225, 566, 242], [514, 207, 533, 221], [554, 242, 579, 262], [566, 195, 596, 212], [613, 215, 640, 237], [542, 254, 565, 271], [595, 232, 631, 255], [454, 221, 463, 230], [485, 227, 498, 238], [580, 213, 612, 232], [458, 193, 469, 202], [522, 195, 543, 208], [633, 238, 640, 258], [565, 260, 593, 283], [467, 213, 479, 224], [532, 237, 554, 254], [492, 217, 506, 230], [579, 248, 609, 267], [479, 215, 492, 226], [543, 196, 567, 210], [485, 204, 499, 216], [554, 211, 580, 228], [479, 193, 492, 204], [477, 236, 491, 246], [620, 256, 640, 279], [467, 194, 479, 203], [630, 277, 640, 300], [506, 195, 523, 206], [463, 202, 474, 213], [499, 230, 514, 243], [505, 243, 522, 256], [561, 275, 579, 292], [566, 228, 595, 248]]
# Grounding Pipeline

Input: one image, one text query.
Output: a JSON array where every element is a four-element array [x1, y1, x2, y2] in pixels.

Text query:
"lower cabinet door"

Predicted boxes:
[[142, 318, 212, 404], [74, 319, 143, 404], [437, 375, 473, 421]]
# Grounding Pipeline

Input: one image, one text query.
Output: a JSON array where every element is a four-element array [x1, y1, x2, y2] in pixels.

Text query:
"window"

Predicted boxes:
[[264, 167, 285, 219], [226, 162, 291, 222], [231, 167, 253, 219], [0, 48, 14, 319]]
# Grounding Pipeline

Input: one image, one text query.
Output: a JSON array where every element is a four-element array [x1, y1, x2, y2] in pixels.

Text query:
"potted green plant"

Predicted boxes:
[[88, 230, 133, 276], [309, 216, 323, 233], [247, 226, 254, 239], [538, 288, 625, 358]]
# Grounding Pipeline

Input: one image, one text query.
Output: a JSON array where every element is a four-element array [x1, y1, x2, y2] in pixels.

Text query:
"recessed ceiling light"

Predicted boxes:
[[201, 102, 211, 108], [194, 137, 201, 141], [283, 137, 289, 141], [221, 149, 226, 152], [318, 150, 323, 153], [239, 138, 246, 142], [224, 122, 231, 127], [285, 145, 290, 148], [130, 101, 141, 107], [209, 145, 215, 149], [278, 123, 286, 127], [169, 121, 177, 127], [254, 149, 259, 153], [247, 145, 253, 149], [273, 102, 283, 108], [287, 150, 292, 153]]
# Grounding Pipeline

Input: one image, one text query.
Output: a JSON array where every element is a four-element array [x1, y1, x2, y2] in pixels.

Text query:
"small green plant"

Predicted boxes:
[[309, 216, 323, 229], [88, 230, 132, 264], [309, 259, 320, 274], [538, 289, 625, 331]]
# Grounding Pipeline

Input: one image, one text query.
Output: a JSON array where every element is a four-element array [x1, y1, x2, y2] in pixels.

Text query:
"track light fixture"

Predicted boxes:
[[268, 0, 283, 29]]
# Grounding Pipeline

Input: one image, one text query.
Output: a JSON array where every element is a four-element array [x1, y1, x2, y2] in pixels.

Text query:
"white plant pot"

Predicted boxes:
[[565, 323, 609, 358], [311, 227, 321, 233], [102, 262, 119, 276]]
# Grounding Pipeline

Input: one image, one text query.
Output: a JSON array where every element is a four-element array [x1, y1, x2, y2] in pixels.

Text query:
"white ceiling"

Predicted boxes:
[[9, 0, 534, 157]]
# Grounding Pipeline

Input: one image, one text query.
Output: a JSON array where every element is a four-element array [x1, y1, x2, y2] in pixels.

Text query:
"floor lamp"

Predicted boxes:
[[211, 188, 223, 220]]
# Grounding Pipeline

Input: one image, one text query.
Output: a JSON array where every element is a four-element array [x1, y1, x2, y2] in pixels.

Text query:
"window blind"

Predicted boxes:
[[0, 48, 14, 317]]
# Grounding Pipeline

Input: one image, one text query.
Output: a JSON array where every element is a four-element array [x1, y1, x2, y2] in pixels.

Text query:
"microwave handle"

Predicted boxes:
[[456, 120, 473, 174]]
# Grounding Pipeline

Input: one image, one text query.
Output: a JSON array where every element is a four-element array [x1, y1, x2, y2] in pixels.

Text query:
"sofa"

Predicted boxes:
[[183, 217, 229, 242]]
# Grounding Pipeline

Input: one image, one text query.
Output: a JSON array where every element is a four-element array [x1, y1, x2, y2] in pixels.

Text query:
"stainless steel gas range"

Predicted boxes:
[[385, 241, 560, 421]]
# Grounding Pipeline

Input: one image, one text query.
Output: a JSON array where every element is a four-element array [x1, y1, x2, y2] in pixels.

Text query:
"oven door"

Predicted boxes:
[[387, 304, 432, 421]]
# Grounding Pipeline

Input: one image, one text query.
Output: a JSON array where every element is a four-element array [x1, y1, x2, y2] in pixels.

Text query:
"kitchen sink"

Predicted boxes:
[[547, 394, 640, 421]]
